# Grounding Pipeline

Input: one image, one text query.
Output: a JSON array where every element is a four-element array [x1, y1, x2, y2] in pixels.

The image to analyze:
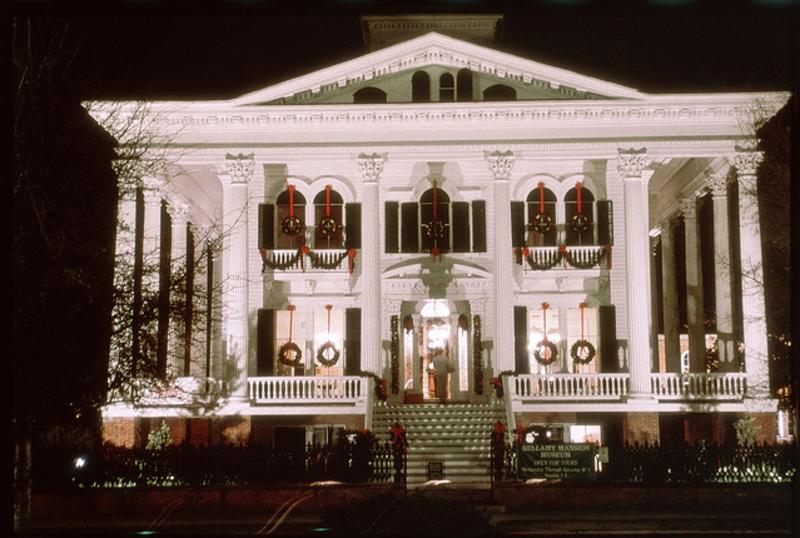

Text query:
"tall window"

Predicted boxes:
[[526, 184, 557, 246], [353, 87, 387, 104], [567, 306, 598, 374], [411, 71, 430, 103], [564, 185, 595, 246], [420, 187, 450, 253], [313, 308, 344, 377], [275, 308, 306, 375], [456, 69, 473, 102], [528, 307, 561, 374], [313, 187, 344, 249], [276, 188, 306, 249], [439, 73, 455, 102]]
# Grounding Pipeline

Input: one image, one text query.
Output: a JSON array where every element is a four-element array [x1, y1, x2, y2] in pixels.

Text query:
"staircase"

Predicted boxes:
[[372, 400, 507, 487]]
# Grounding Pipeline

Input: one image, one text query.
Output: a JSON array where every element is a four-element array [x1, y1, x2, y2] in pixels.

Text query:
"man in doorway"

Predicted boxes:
[[431, 347, 451, 403]]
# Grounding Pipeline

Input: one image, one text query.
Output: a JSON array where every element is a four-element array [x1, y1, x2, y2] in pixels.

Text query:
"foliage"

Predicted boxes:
[[734, 417, 759, 447], [145, 420, 172, 451]]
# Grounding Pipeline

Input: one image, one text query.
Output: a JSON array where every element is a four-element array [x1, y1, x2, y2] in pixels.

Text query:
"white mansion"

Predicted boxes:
[[98, 16, 789, 456]]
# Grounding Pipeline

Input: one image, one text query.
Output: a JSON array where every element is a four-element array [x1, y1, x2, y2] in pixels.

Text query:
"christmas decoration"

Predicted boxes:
[[473, 315, 483, 395], [568, 182, 591, 233], [316, 305, 340, 367], [571, 303, 596, 365], [390, 315, 399, 394], [279, 305, 303, 367], [529, 182, 553, 234], [319, 185, 338, 236], [533, 302, 558, 366], [281, 185, 305, 236]]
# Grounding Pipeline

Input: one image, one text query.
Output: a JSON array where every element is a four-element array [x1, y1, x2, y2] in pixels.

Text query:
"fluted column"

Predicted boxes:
[[141, 179, 163, 290], [680, 195, 705, 373], [485, 150, 515, 373], [708, 172, 737, 371], [220, 153, 254, 400], [659, 218, 681, 372], [357, 153, 386, 376], [167, 199, 190, 377], [618, 148, 652, 399], [731, 146, 769, 398]]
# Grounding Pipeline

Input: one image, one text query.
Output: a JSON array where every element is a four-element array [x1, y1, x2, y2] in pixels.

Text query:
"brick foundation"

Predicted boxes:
[[217, 416, 252, 445], [622, 413, 660, 445], [684, 414, 729, 445], [746, 412, 777, 444], [102, 418, 135, 447]]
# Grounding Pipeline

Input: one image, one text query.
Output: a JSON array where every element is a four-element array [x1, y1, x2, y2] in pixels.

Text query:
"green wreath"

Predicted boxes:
[[534, 340, 559, 366], [281, 216, 305, 236], [529, 212, 554, 234], [278, 341, 303, 367], [423, 219, 447, 239], [315, 341, 341, 367], [571, 339, 596, 365], [319, 216, 338, 236], [568, 213, 591, 233]]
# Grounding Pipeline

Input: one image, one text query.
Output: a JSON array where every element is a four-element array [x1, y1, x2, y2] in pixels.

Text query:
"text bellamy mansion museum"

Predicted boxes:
[[97, 16, 791, 476]]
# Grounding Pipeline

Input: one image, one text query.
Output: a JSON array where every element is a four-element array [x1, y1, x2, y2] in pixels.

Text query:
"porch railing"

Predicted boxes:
[[511, 373, 630, 400], [248, 376, 365, 404], [650, 373, 748, 400]]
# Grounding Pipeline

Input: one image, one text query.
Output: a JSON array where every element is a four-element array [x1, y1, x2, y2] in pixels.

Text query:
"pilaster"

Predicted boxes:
[[485, 150, 515, 373]]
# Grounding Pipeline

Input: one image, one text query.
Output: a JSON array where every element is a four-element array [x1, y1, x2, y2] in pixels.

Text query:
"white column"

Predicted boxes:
[[618, 149, 652, 399], [708, 172, 737, 372], [680, 195, 705, 373], [141, 179, 163, 290], [485, 150, 515, 373], [220, 153, 254, 400], [357, 153, 386, 376], [659, 218, 681, 373], [167, 199, 190, 377], [731, 147, 769, 398]]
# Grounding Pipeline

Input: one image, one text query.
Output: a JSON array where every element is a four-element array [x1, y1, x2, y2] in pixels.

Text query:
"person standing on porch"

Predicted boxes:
[[432, 348, 451, 402]]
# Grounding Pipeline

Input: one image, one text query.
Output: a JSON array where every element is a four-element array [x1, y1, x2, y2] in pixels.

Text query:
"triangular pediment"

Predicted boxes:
[[230, 32, 646, 106]]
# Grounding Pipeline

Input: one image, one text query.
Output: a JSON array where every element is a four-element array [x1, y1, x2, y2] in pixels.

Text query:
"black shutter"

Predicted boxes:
[[259, 204, 275, 250], [511, 201, 525, 248], [451, 201, 470, 252], [471, 200, 486, 252], [400, 202, 419, 253], [599, 305, 617, 373], [345, 203, 362, 249], [257, 309, 275, 375], [514, 306, 529, 374], [385, 201, 399, 253], [597, 200, 613, 245], [345, 308, 361, 375]]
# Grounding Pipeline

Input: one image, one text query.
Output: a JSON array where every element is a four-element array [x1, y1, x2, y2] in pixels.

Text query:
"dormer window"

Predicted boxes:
[[412, 71, 431, 103], [439, 73, 455, 102]]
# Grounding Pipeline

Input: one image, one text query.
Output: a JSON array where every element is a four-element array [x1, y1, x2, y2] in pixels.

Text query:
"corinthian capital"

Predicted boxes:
[[357, 153, 387, 183], [484, 150, 515, 180], [617, 148, 648, 178], [731, 145, 764, 177], [679, 196, 697, 219], [706, 173, 729, 197], [224, 153, 255, 184], [166, 199, 190, 223]]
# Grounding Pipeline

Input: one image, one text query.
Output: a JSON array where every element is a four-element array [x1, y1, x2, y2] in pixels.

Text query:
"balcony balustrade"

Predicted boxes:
[[650, 372, 748, 400], [518, 245, 609, 271], [261, 248, 352, 272], [248, 375, 366, 404]]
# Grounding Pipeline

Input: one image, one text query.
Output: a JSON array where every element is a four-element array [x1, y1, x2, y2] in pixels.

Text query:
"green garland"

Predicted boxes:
[[473, 315, 483, 395], [390, 315, 399, 394], [524, 250, 563, 270], [563, 248, 606, 269], [307, 249, 349, 270]]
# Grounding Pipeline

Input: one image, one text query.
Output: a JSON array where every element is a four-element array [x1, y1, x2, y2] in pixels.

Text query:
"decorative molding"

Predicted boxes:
[[706, 173, 729, 197], [617, 148, 648, 178], [731, 146, 764, 177], [166, 200, 190, 222], [679, 196, 697, 218], [357, 153, 387, 183], [484, 150, 515, 180], [223, 153, 255, 184]]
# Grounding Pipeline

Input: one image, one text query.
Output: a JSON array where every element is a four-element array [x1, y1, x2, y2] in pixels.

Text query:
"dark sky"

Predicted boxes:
[[51, 10, 795, 100]]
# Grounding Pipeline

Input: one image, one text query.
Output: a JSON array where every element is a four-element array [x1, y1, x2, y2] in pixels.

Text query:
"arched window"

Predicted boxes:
[[276, 187, 306, 249], [456, 69, 473, 102], [353, 87, 387, 104], [483, 84, 517, 101], [439, 73, 455, 102], [313, 187, 344, 249], [564, 184, 595, 246], [526, 184, 558, 247], [420, 187, 450, 253], [411, 71, 430, 103]]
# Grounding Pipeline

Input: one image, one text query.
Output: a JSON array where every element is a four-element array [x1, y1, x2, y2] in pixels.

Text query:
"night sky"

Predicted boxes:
[[49, 9, 794, 101]]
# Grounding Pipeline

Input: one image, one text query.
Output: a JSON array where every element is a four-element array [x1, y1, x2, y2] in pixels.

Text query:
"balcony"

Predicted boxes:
[[517, 245, 610, 271], [260, 248, 354, 273], [248, 375, 368, 405], [508, 372, 748, 403], [135, 376, 222, 407]]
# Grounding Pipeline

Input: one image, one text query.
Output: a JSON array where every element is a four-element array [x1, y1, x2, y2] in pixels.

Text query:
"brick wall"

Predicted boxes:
[[102, 418, 135, 447], [747, 412, 777, 444], [217, 416, 252, 445], [622, 412, 660, 444]]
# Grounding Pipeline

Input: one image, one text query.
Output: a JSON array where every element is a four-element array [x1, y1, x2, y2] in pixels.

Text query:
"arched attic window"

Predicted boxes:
[[483, 84, 517, 101], [420, 187, 450, 253], [353, 87, 387, 104], [564, 184, 595, 246], [411, 71, 430, 103], [526, 184, 558, 247], [313, 187, 344, 249], [276, 187, 307, 249], [439, 73, 455, 102], [456, 69, 473, 102]]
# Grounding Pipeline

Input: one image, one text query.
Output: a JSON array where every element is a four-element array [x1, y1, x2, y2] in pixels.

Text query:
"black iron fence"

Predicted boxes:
[[490, 439, 795, 484], [33, 441, 406, 491]]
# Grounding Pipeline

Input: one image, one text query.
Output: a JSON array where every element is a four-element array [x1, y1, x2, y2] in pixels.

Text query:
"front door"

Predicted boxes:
[[421, 317, 452, 401]]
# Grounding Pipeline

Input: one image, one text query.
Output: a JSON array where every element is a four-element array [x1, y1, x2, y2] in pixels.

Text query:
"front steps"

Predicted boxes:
[[372, 400, 507, 487]]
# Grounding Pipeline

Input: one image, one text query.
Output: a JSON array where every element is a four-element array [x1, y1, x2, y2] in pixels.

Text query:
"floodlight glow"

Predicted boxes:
[[74, 457, 86, 469], [420, 299, 450, 318]]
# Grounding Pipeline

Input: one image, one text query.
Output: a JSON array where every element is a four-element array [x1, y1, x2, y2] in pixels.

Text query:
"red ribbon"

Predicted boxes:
[[300, 245, 309, 272], [522, 246, 529, 257], [432, 179, 438, 219], [576, 182, 583, 215], [287, 304, 296, 342], [326, 304, 333, 333], [259, 248, 267, 262], [560, 244, 568, 268], [579, 302, 586, 341], [538, 182, 545, 214], [288, 185, 296, 218], [347, 248, 357, 274], [542, 302, 549, 342], [325, 185, 331, 218]]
